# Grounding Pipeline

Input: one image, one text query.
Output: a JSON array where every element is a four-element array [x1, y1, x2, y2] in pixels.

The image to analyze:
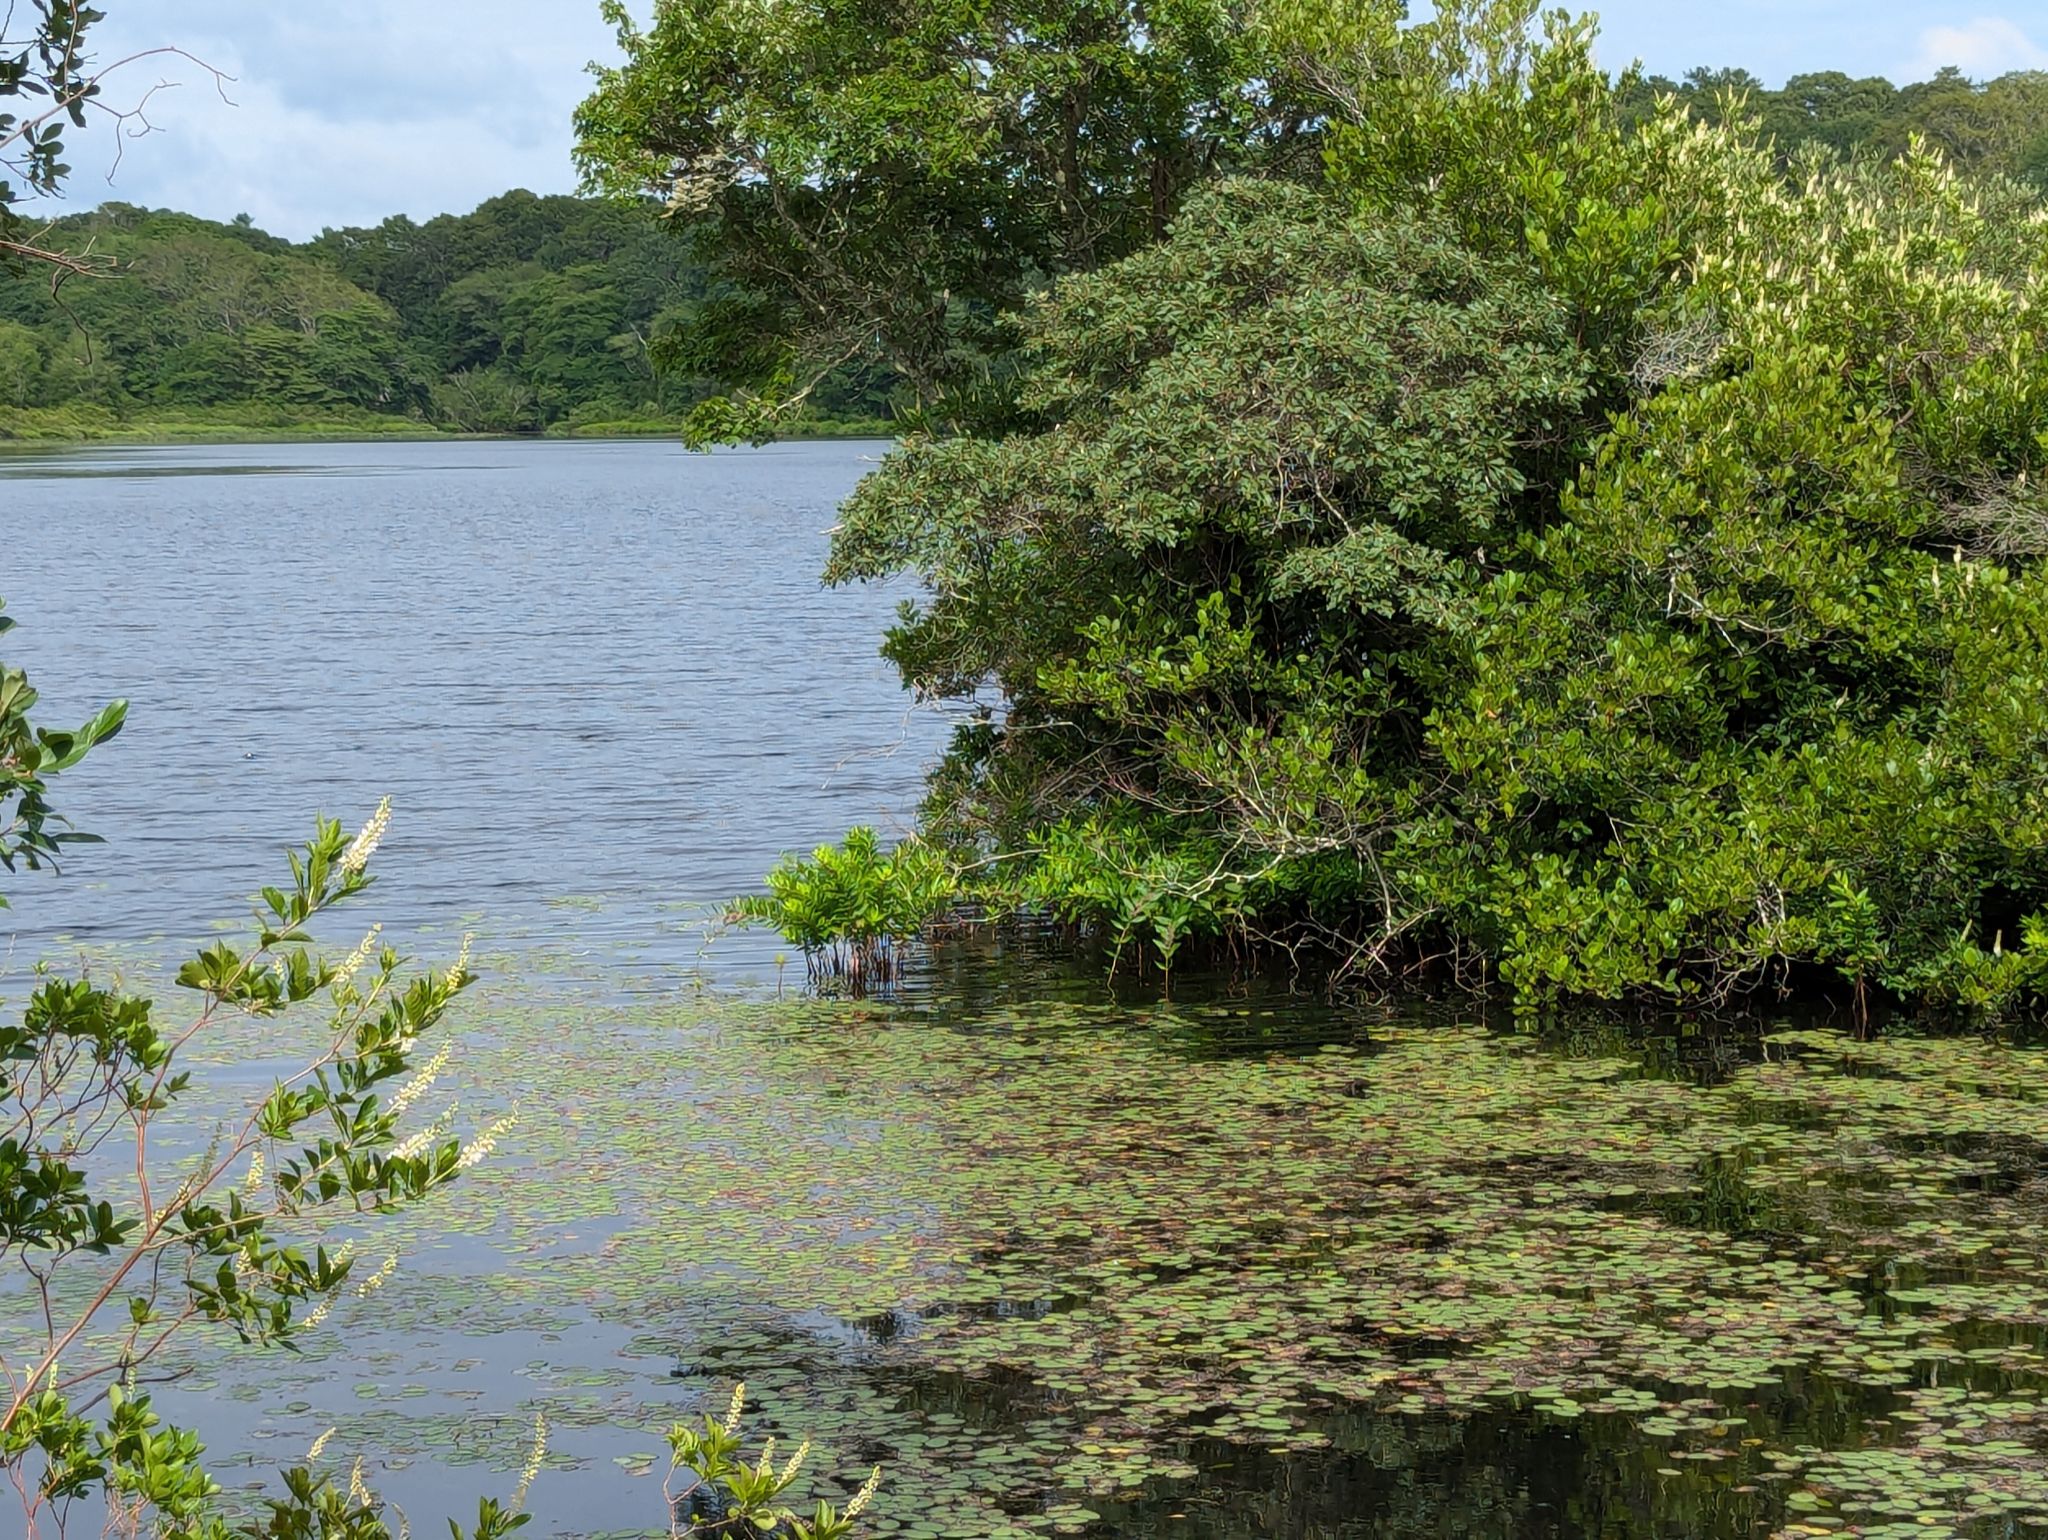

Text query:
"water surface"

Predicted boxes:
[[0, 437, 946, 968], [5, 441, 2048, 1540]]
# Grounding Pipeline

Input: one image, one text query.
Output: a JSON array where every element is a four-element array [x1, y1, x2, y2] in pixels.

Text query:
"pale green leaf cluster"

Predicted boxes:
[[732, 827, 954, 987]]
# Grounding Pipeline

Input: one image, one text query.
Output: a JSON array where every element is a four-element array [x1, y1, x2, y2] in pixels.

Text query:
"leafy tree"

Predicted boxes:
[[151, 330, 256, 404], [0, 316, 42, 403], [311, 189, 710, 426], [429, 364, 542, 434], [803, 0, 2048, 1012], [1, 2, 107, 274], [1424, 144, 2048, 1007], [823, 93, 1608, 975], [573, 0, 1326, 439]]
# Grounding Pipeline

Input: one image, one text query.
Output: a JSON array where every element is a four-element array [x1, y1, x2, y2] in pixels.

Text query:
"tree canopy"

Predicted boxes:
[[0, 192, 891, 435], [573, 0, 1327, 440], [670, 0, 2048, 1013]]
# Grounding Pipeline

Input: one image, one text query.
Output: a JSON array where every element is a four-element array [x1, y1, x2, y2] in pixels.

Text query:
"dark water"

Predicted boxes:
[[3, 441, 2045, 1540], [0, 437, 949, 968]]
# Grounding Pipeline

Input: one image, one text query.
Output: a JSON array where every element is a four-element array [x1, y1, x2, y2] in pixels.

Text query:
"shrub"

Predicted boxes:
[[1, 604, 525, 1536], [665, 1383, 882, 1539], [0, 798, 516, 1536], [0, 603, 126, 888], [732, 828, 954, 988]]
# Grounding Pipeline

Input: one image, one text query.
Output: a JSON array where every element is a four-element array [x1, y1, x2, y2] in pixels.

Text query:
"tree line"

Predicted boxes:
[[1629, 63, 2048, 179], [11, 51, 2042, 444], [0, 190, 892, 435]]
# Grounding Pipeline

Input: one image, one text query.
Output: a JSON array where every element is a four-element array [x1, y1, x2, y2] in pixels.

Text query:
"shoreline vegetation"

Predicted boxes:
[[12, 1, 2048, 1536], [0, 403, 895, 445], [598, 0, 2048, 1019]]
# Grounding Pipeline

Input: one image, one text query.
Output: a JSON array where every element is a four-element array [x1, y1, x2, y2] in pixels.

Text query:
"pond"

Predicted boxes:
[[6, 440, 2048, 1540], [0, 437, 944, 967]]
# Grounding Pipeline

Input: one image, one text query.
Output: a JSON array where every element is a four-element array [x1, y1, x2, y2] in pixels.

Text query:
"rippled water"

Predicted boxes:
[[0, 437, 949, 968]]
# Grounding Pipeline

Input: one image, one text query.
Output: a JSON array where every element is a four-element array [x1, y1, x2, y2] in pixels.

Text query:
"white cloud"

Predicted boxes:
[[1908, 16, 2048, 77], [32, 1, 624, 239]]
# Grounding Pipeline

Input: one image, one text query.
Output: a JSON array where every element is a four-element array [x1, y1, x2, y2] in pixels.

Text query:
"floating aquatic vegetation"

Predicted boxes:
[[574, 1002, 2048, 1537], [59, 944, 2048, 1539]]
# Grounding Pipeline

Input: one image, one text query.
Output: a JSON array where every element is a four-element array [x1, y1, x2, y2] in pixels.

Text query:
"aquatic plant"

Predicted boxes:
[[235, 1461, 532, 1540], [1011, 812, 1249, 985], [481, 993, 2048, 1536], [120, 942, 2048, 1537], [731, 828, 954, 989]]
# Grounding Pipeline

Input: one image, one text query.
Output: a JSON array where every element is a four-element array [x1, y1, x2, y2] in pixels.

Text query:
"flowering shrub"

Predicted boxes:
[[1, 606, 527, 1536], [0, 790, 521, 1537], [3, 609, 889, 1539], [666, 1384, 881, 1540]]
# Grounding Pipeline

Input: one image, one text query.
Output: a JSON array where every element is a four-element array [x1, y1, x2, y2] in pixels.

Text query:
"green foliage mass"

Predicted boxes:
[[734, 828, 955, 986], [703, 0, 2048, 1011], [573, 0, 1324, 441], [0, 600, 125, 895], [0, 193, 891, 438], [1431, 144, 2048, 1007]]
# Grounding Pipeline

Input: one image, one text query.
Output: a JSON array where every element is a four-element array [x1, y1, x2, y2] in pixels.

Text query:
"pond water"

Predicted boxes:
[[0, 437, 945, 969], [6, 440, 2048, 1540]]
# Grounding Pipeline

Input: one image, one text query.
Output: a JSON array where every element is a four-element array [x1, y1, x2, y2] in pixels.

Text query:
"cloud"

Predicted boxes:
[[33, 0, 623, 239], [1908, 16, 2048, 77]]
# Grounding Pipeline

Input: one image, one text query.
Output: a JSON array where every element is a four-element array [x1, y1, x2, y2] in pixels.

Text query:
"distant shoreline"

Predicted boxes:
[[0, 416, 898, 448]]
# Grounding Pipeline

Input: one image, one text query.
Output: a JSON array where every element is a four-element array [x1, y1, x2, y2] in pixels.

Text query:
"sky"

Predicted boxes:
[[28, 1, 2048, 242]]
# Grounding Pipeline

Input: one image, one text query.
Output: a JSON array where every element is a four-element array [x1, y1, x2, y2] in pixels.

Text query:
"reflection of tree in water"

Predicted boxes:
[[680, 1317, 1795, 1540], [1061, 1405, 1784, 1539]]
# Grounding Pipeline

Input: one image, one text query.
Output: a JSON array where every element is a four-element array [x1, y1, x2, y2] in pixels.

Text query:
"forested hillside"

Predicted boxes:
[[0, 191, 891, 437], [1628, 65, 2048, 182]]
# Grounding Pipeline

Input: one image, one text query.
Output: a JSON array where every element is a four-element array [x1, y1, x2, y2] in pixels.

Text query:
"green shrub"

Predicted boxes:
[[0, 603, 126, 888], [665, 1383, 882, 1539], [732, 828, 955, 988], [0, 801, 507, 1535]]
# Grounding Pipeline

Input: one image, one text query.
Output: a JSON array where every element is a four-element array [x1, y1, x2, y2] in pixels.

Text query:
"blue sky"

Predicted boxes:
[[33, 2, 2048, 241]]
